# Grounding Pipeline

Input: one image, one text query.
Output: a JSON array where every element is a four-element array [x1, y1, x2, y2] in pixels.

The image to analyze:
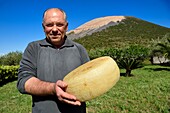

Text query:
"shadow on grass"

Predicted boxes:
[[120, 73, 134, 77], [0, 77, 17, 87], [143, 64, 170, 71], [152, 68, 170, 71]]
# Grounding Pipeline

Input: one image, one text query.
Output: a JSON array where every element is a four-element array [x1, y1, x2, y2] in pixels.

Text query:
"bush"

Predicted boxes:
[[0, 65, 19, 85], [0, 51, 22, 66], [88, 45, 149, 76], [117, 45, 149, 76]]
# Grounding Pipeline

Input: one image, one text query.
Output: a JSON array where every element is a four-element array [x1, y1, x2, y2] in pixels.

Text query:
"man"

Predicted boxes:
[[17, 8, 90, 113]]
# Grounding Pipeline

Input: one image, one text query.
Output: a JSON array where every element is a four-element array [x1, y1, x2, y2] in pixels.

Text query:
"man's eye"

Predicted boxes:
[[46, 24, 53, 27], [57, 23, 65, 27]]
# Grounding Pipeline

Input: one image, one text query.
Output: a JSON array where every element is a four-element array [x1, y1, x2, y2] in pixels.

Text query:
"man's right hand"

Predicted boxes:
[[25, 77, 81, 105], [55, 80, 81, 106]]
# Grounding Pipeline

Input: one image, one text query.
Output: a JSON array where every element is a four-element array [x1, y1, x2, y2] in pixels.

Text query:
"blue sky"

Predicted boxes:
[[0, 0, 170, 55]]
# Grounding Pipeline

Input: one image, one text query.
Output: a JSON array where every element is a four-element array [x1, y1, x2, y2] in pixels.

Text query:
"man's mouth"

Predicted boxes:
[[50, 34, 60, 38]]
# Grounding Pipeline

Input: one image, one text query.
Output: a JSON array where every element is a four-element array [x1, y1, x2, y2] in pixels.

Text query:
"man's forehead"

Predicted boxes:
[[44, 11, 64, 20], [45, 11, 60, 17]]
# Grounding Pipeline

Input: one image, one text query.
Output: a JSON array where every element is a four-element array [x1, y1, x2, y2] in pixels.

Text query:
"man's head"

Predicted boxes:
[[42, 8, 68, 48]]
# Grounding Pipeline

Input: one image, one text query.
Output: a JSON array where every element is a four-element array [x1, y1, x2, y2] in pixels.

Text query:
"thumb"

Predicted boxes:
[[56, 80, 68, 89]]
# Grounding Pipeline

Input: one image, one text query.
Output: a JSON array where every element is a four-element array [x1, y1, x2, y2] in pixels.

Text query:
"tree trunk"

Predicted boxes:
[[150, 56, 154, 65], [125, 69, 131, 77]]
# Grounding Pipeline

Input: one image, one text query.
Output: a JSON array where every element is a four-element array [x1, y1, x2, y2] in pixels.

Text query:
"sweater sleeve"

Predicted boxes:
[[17, 42, 37, 94], [75, 43, 90, 64]]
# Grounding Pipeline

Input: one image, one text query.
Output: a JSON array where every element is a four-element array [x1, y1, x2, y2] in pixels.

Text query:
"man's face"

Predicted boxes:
[[43, 9, 68, 47]]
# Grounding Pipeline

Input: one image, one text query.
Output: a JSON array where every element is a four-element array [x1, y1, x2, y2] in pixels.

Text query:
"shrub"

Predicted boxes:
[[0, 51, 22, 66], [115, 45, 149, 76], [0, 65, 19, 84], [88, 45, 149, 76], [152, 33, 170, 60]]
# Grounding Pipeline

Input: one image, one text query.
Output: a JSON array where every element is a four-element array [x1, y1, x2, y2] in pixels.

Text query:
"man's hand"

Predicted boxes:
[[25, 77, 81, 105], [55, 80, 81, 106]]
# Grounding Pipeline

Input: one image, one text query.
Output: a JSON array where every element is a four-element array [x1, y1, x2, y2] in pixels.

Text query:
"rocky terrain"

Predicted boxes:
[[67, 16, 125, 39]]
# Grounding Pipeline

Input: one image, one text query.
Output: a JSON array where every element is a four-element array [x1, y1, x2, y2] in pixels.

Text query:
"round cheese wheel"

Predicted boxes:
[[63, 56, 120, 102]]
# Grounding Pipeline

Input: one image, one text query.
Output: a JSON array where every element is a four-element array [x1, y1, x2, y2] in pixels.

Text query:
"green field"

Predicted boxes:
[[0, 65, 169, 113]]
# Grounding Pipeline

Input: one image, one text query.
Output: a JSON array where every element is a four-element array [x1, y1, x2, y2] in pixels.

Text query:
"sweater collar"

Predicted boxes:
[[39, 36, 74, 48]]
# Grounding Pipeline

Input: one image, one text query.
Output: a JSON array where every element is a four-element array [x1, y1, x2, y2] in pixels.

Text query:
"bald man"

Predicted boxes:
[[17, 8, 90, 113]]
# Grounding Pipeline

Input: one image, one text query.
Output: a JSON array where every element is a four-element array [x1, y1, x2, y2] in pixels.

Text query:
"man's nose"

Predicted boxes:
[[52, 25, 58, 31]]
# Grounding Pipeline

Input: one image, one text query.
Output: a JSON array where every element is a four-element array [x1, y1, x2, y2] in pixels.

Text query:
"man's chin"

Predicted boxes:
[[50, 38, 65, 46], [51, 38, 61, 42]]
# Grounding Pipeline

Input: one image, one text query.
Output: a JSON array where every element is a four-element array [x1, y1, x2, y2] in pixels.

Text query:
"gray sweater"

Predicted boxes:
[[17, 37, 90, 113]]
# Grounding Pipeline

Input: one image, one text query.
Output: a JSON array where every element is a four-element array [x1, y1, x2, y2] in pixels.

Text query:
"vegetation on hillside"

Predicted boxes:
[[74, 17, 170, 51]]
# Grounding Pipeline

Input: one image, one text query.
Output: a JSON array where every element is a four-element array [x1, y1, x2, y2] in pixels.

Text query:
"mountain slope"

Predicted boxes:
[[67, 16, 125, 39], [67, 16, 170, 50]]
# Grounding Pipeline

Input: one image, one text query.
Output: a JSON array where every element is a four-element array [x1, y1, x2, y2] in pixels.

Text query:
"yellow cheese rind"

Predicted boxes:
[[63, 56, 120, 102]]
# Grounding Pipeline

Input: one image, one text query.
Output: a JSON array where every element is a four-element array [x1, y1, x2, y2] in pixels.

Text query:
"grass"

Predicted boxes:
[[0, 65, 169, 113], [86, 65, 170, 113], [0, 81, 31, 113]]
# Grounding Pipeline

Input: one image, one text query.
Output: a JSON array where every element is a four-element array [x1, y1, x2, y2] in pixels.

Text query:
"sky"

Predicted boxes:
[[0, 0, 170, 55]]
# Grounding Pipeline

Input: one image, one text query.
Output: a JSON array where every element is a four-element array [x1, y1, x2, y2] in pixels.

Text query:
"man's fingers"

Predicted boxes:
[[60, 90, 77, 101], [57, 92, 81, 106], [62, 98, 81, 106], [56, 80, 67, 89], [55, 80, 81, 106]]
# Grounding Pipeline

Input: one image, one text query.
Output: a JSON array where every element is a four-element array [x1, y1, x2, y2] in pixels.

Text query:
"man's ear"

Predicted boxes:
[[42, 23, 45, 29], [42, 23, 46, 32], [66, 22, 68, 31]]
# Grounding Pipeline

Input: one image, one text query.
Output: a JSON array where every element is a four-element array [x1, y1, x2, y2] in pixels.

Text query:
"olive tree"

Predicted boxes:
[[89, 45, 149, 76]]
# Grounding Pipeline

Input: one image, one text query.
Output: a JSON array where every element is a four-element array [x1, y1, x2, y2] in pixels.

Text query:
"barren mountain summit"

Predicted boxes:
[[68, 16, 125, 34], [67, 16, 125, 39], [76, 16, 125, 33]]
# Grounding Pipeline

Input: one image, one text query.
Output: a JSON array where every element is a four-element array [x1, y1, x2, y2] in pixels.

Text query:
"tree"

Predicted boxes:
[[0, 51, 22, 65], [152, 33, 170, 64], [116, 45, 149, 76], [88, 46, 149, 76]]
